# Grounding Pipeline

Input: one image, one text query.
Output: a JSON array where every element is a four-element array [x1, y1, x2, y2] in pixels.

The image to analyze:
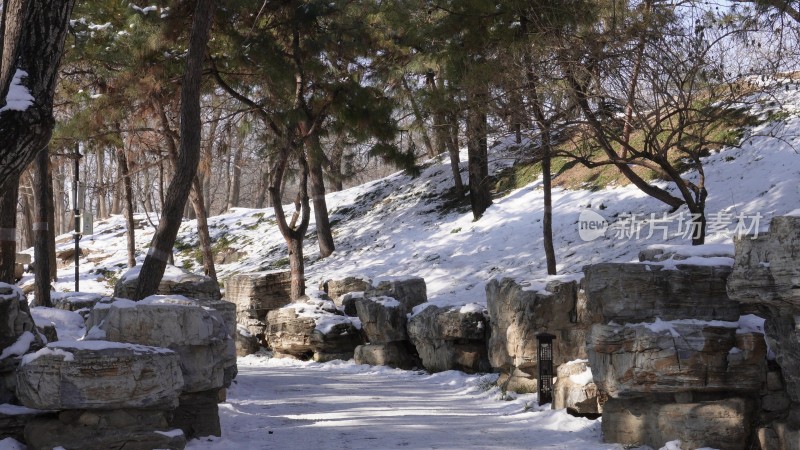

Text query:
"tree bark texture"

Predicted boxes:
[[0, 0, 76, 191], [134, 0, 215, 300], [307, 134, 334, 258], [0, 173, 19, 284], [33, 147, 52, 306], [466, 82, 492, 220]]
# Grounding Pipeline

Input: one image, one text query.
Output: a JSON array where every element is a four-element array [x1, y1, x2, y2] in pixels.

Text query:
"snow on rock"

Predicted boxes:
[[31, 307, 86, 341], [0, 438, 26, 450], [0, 332, 35, 361]]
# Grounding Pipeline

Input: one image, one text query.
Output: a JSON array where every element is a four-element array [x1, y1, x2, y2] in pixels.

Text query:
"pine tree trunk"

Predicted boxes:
[[115, 146, 136, 268], [0, 0, 76, 191], [96, 147, 108, 218], [0, 174, 20, 284], [33, 147, 52, 306], [466, 82, 492, 220], [191, 177, 217, 281], [19, 178, 34, 250], [226, 138, 243, 210], [45, 155, 57, 281], [307, 134, 334, 258], [327, 143, 345, 192], [134, 0, 215, 300], [429, 71, 464, 197]]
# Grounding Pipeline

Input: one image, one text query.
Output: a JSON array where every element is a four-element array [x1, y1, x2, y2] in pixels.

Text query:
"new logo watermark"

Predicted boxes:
[[577, 210, 762, 242], [578, 210, 609, 242]]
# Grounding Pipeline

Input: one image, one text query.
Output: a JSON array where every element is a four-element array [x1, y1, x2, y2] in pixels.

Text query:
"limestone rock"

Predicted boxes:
[[407, 305, 490, 373], [114, 265, 222, 302], [365, 276, 427, 312], [354, 343, 418, 369], [24, 409, 185, 450], [486, 278, 589, 386], [321, 276, 370, 303], [224, 270, 292, 322], [339, 292, 362, 317], [170, 389, 221, 439], [584, 263, 739, 323], [85, 297, 236, 393], [0, 284, 40, 351], [587, 323, 766, 397], [266, 296, 363, 361], [355, 296, 407, 343], [0, 404, 52, 442], [52, 292, 110, 312], [16, 342, 183, 410], [552, 360, 603, 415], [727, 216, 800, 309], [602, 396, 754, 450], [235, 324, 260, 356]]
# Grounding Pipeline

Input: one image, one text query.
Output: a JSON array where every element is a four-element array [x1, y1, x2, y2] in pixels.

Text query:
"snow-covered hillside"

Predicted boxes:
[[20, 84, 800, 311]]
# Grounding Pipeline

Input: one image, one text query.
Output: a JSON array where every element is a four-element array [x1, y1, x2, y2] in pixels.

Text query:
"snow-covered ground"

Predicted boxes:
[[188, 354, 614, 450]]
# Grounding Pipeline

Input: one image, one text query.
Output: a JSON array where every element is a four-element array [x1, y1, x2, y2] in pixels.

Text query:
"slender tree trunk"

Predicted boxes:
[[0, 174, 20, 283], [327, 142, 345, 192], [96, 146, 108, 218], [115, 145, 136, 268], [134, 0, 215, 300], [45, 155, 57, 280], [401, 75, 435, 158], [540, 129, 557, 275], [255, 169, 269, 208], [19, 177, 34, 249], [466, 80, 492, 220], [226, 135, 243, 210], [191, 177, 217, 281], [429, 71, 464, 197], [33, 147, 52, 306], [307, 133, 334, 258]]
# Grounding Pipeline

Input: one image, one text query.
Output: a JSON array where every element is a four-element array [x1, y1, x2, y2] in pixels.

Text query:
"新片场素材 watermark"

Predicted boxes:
[[577, 210, 762, 242]]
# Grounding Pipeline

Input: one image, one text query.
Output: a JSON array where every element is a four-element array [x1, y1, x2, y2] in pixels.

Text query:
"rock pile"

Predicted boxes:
[[114, 264, 222, 302], [485, 278, 590, 393], [266, 292, 363, 362], [15, 341, 186, 449], [225, 270, 292, 353], [585, 260, 768, 450], [84, 296, 236, 439], [727, 215, 800, 450]]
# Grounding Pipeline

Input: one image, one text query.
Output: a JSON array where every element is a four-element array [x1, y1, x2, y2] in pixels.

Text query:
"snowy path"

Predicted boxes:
[[188, 355, 618, 450]]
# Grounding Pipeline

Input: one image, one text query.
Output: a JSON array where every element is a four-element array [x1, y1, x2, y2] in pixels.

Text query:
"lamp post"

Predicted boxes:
[[70, 142, 83, 292], [536, 332, 557, 406]]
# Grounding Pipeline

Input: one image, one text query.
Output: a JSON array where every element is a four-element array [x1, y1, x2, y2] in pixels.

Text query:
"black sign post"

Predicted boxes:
[[536, 332, 557, 406]]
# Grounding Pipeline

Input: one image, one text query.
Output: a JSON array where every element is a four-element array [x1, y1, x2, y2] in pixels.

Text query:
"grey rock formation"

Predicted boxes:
[[235, 324, 260, 356], [728, 216, 800, 309], [24, 409, 186, 450], [85, 297, 236, 393], [486, 278, 589, 392], [52, 292, 110, 312], [552, 360, 603, 415], [587, 323, 766, 397], [320, 276, 371, 303], [0, 404, 51, 443], [355, 296, 408, 343], [407, 305, 489, 373], [584, 262, 739, 323], [354, 343, 418, 370], [0, 283, 44, 404], [339, 292, 362, 317], [170, 389, 221, 439], [602, 396, 754, 450], [266, 297, 363, 361], [225, 270, 292, 321], [114, 265, 222, 301], [16, 342, 183, 410], [365, 277, 427, 312]]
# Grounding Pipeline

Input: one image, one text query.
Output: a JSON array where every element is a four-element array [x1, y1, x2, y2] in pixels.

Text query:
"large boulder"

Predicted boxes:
[[114, 265, 221, 302], [365, 276, 427, 311], [225, 270, 292, 320], [587, 322, 766, 397], [170, 389, 221, 439], [486, 278, 589, 392], [320, 276, 371, 303], [584, 262, 740, 323], [85, 296, 236, 393], [407, 305, 490, 373], [16, 341, 183, 410], [24, 409, 186, 450], [602, 396, 754, 450], [354, 343, 418, 370], [265, 293, 363, 362], [51, 292, 110, 312], [0, 404, 51, 443], [0, 284, 44, 404], [727, 216, 800, 309], [355, 296, 408, 343], [552, 360, 603, 415]]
